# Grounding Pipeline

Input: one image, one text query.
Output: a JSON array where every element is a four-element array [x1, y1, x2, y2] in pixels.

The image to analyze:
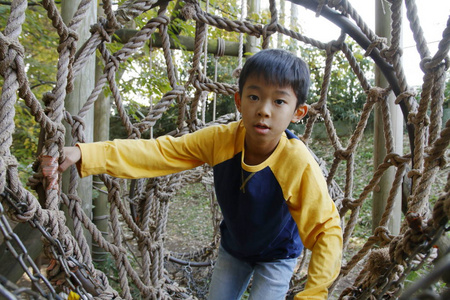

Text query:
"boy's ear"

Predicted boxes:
[[234, 92, 242, 112], [291, 104, 308, 123]]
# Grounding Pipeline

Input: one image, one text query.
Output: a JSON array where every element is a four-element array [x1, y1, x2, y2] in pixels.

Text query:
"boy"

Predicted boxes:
[[59, 49, 342, 299]]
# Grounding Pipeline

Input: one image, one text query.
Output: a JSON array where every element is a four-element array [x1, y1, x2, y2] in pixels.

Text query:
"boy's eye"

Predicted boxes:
[[249, 95, 259, 101], [275, 99, 285, 105]]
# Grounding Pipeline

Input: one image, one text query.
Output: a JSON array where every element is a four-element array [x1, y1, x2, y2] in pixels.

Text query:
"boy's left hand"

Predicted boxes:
[[58, 146, 81, 173]]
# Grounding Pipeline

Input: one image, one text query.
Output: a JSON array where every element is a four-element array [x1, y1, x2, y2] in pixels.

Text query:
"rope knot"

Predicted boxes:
[[425, 149, 447, 168], [335, 148, 351, 160], [309, 102, 323, 116], [406, 212, 424, 233], [374, 226, 393, 243], [0, 37, 24, 76], [45, 124, 66, 150], [407, 111, 430, 126], [42, 92, 56, 106], [342, 197, 358, 210], [262, 23, 277, 42], [444, 56, 450, 71], [389, 235, 405, 264], [91, 19, 112, 43], [180, 1, 197, 21], [421, 55, 449, 72], [366, 37, 388, 57], [407, 167, 422, 180], [107, 54, 120, 70], [419, 56, 433, 73], [384, 152, 408, 167], [380, 46, 402, 63], [327, 0, 344, 9], [156, 15, 170, 27], [0, 35, 24, 59], [367, 86, 389, 103], [232, 67, 241, 79], [7, 39, 25, 58], [128, 127, 142, 140], [57, 29, 79, 54], [315, 0, 328, 17], [70, 115, 86, 139], [394, 90, 415, 105], [326, 35, 345, 54]]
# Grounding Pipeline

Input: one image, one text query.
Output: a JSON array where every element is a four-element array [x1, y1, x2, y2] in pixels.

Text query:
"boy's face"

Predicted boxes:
[[235, 75, 307, 153]]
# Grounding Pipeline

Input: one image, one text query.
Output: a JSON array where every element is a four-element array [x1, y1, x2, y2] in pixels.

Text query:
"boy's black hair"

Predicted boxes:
[[238, 49, 310, 108]]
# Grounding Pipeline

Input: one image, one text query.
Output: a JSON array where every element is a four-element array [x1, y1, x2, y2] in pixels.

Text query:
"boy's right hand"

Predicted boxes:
[[58, 146, 81, 173]]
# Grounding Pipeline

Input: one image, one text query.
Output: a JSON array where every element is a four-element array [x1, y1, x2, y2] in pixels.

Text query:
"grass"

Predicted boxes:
[[166, 182, 215, 253], [307, 132, 376, 244]]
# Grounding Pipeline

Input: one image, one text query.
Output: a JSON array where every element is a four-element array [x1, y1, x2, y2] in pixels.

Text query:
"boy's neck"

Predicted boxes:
[[243, 139, 280, 165]]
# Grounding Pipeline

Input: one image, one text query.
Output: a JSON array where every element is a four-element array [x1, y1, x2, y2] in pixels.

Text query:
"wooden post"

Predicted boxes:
[[372, 0, 402, 235], [278, 0, 285, 48], [290, 1, 299, 53], [246, 0, 260, 54], [92, 53, 111, 264], [61, 1, 97, 248]]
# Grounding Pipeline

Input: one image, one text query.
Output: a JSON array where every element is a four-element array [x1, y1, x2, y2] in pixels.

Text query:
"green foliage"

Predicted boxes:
[[12, 103, 39, 160], [308, 133, 375, 253], [93, 254, 141, 298], [12, 102, 40, 184], [1, 4, 58, 185], [302, 39, 374, 123], [203, 54, 239, 122], [405, 256, 449, 294], [17, 6, 59, 96]]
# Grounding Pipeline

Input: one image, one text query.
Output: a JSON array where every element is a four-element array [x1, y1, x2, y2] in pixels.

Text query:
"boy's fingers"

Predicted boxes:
[[58, 147, 81, 173], [58, 160, 70, 173]]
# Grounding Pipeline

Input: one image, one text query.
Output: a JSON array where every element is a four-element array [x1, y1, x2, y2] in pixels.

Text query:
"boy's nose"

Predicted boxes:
[[257, 101, 270, 117]]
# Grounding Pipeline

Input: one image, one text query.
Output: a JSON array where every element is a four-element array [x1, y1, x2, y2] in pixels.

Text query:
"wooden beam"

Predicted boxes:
[[114, 29, 243, 56]]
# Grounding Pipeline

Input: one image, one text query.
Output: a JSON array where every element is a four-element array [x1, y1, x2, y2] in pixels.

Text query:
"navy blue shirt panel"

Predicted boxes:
[[213, 149, 303, 262]]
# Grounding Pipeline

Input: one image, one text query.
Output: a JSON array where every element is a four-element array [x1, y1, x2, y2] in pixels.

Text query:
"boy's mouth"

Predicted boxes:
[[254, 123, 270, 133], [255, 123, 269, 129]]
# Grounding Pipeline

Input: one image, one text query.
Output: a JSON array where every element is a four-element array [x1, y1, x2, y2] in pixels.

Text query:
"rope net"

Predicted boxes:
[[0, 0, 449, 299]]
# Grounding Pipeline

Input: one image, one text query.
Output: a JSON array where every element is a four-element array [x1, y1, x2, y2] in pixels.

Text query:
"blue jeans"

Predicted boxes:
[[208, 246, 298, 300]]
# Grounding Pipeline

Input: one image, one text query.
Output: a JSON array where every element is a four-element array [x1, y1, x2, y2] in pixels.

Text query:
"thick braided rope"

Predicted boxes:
[[0, 0, 449, 299]]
